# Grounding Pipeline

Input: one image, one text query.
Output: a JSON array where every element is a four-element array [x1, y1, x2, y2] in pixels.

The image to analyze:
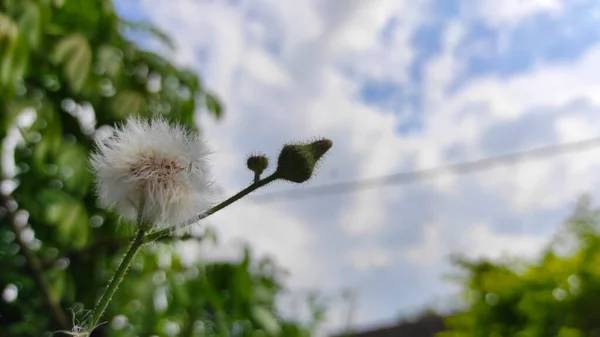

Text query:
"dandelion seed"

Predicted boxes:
[[90, 117, 213, 229]]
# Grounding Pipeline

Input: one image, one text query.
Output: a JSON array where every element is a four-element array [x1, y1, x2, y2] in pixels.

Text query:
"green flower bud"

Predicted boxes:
[[275, 138, 333, 183], [246, 154, 269, 175]]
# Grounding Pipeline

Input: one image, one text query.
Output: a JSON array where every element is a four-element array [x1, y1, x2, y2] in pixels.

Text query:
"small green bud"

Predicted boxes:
[[275, 138, 333, 183], [246, 154, 269, 175]]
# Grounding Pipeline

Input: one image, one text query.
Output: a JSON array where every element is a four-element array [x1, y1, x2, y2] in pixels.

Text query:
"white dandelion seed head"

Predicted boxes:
[[90, 117, 214, 229]]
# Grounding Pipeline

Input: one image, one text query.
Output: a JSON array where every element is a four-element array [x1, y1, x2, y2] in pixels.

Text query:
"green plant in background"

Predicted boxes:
[[440, 195, 600, 337], [0, 1, 330, 336]]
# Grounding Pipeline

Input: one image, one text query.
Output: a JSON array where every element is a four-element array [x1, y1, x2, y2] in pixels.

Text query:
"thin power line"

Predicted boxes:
[[250, 136, 600, 203]]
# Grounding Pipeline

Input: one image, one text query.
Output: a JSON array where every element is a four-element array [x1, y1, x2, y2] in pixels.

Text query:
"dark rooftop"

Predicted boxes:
[[331, 314, 446, 337]]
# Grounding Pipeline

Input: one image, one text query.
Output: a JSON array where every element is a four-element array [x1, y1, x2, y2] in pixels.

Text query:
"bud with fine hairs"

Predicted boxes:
[[274, 138, 333, 183], [246, 152, 269, 182], [90, 117, 214, 229]]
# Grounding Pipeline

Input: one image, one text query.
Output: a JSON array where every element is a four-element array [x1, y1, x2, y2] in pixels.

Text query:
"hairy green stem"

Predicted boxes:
[[85, 227, 146, 333], [145, 173, 279, 243], [83, 174, 279, 333]]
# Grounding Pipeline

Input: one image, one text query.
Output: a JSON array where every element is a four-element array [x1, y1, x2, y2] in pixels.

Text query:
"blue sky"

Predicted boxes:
[[118, 0, 600, 334]]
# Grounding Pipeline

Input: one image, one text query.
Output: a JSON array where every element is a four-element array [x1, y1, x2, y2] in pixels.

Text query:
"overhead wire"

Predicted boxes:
[[249, 136, 600, 203]]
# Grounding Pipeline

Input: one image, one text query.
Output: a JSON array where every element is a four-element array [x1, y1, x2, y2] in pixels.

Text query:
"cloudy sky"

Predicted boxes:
[[118, 0, 600, 333]]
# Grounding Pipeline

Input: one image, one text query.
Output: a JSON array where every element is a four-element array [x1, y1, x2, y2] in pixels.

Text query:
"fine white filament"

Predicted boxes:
[[90, 117, 213, 229]]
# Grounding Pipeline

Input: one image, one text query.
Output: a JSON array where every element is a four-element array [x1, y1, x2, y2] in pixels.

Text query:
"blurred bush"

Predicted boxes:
[[0, 1, 322, 336], [441, 195, 600, 337]]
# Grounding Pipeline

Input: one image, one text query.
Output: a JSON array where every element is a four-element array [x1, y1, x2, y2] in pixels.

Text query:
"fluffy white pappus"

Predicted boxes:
[[90, 117, 214, 229]]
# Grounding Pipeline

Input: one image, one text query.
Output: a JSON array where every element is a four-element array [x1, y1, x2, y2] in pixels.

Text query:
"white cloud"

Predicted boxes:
[[243, 50, 292, 87], [404, 221, 549, 265], [476, 0, 566, 26], [143, 0, 247, 101], [460, 222, 549, 261], [447, 45, 600, 119], [555, 114, 597, 142], [138, 0, 600, 332], [404, 223, 445, 266], [348, 244, 395, 271], [332, 0, 425, 85], [437, 43, 600, 211], [193, 201, 329, 289], [422, 22, 467, 109]]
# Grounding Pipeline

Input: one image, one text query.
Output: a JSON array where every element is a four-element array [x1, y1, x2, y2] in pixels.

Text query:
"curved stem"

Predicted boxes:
[[85, 227, 146, 333], [83, 173, 279, 332], [144, 173, 279, 243]]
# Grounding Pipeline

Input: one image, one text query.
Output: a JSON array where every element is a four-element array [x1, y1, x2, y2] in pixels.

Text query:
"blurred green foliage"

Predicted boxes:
[[440, 195, 600, 337], [0, 1, 322, 336]]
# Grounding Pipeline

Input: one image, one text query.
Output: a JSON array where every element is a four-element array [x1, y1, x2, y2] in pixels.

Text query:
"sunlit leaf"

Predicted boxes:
[[254, 285, 275, 305], [558, 327, 585, 337], [252, 305, 280, 336], [56, 142, 91, 195], [111, 90, 146, 117], [0, 37, 17, 87], [0, 13, 18, 41], [52, 0, 66, 8], [51, 34, 81, 64], [51, 34, 91, 92], [97, 45, 123, 77], [18, 3, 41, 48], [40, 190, 89, 248], [32, 138, 49, 173], [8, 36, 30, 85]]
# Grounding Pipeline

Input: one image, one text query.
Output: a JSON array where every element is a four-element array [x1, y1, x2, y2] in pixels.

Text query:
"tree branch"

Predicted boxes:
[[2, 195, 71, 332]]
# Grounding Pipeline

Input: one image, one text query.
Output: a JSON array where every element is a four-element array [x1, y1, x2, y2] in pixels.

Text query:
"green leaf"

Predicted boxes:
[[0, 13, 18, 41], [40, 190, 89, 249], [178, 69, 201, 91], [121, 20, 176, 50], [558, 327, 585, 337], [63, 273, 76, 303], [0, 31, 27, 88], [29, 110, 62, 173], [32, 137, 50, 173], [170, 277, 191, 308], [52, 0, 66, 8], [179, 99, 197, 130], [18, 3, 41, 48], [52, 34, 91, 92], [97, 45, 123, 77], [252, 305, 280, 336], [111, 91, 146, 117], [8, 35, 29, 84], [205, 93, 223, 119], [47, 269, 66, 300], [253, 285, 275, 305], [60, 201, 89, 249], [56, 142, 91, 196], [51, 34, 82, 64]]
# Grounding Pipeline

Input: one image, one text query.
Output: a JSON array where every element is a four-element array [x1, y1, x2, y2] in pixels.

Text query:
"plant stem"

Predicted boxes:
[[83, 173, 279, 332], [144, 173, 279, 243], [85, 227, 146, 333]]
